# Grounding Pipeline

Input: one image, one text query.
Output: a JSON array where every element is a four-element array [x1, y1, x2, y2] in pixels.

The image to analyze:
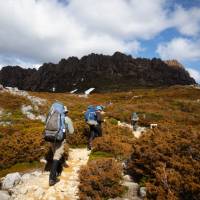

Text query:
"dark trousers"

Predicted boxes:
[[88, 124, 102, 149]]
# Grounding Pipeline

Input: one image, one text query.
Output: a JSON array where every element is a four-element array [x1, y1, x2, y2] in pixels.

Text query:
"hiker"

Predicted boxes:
[[131, 112, 139, 131], [44, 102, 74, 186], [85, 105, 104, 150]]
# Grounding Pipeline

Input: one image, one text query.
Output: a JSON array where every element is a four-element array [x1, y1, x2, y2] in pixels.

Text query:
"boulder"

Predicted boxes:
[[2, 172, 21, 190]]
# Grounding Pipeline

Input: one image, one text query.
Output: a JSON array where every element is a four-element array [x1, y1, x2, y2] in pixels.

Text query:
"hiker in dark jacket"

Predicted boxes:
[[131, 112, 139, 131], [49, 106, 74, 186], [87, 105, 104, 150]]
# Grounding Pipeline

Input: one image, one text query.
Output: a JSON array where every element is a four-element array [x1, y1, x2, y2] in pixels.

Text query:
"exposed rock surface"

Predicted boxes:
[[0, 190, 11, 200], [1, 172, 21, 190], [1, 87, 46, 122], [21, 105, 46, 122], [0, 52, 195, 92]]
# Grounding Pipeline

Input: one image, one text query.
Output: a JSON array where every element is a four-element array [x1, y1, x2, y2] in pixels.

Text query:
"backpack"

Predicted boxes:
[[44, 102, 66, 142], [84, 106, 98, 125]]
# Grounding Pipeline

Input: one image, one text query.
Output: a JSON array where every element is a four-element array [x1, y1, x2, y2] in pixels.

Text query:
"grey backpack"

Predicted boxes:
[[44, 102, 65, 142]]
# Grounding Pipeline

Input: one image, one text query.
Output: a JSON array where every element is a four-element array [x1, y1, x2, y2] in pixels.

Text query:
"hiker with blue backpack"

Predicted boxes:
[[44, 102, 74, 186], [85, 105, 104, 150]]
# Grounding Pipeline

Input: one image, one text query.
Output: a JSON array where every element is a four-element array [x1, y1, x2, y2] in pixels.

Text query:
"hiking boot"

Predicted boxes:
[[49, 160, 60, 186], [49, 177, 60, 186]]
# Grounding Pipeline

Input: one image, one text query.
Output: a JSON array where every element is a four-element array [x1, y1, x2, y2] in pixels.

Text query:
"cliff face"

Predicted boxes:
[[0, 52, 196, 92]]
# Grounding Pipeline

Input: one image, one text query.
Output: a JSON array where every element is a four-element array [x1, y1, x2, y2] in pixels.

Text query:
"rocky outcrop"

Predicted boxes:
[[0, 52, 196, 92]]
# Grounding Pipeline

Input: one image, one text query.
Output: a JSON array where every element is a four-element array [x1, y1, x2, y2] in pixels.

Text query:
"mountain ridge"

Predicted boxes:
[[0, 52, 196, 92]]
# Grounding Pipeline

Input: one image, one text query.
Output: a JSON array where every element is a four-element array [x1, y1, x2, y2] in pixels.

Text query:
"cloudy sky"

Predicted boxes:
[[0, 0, 200, 82]]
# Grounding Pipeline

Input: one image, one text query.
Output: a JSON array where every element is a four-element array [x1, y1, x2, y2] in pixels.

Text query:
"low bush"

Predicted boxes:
[[79, 158, 125, 200], [93, 134, 133, 160], [66, 121, 88, 147], [126, 128, 200, 200], [92, 121, 135, 160]]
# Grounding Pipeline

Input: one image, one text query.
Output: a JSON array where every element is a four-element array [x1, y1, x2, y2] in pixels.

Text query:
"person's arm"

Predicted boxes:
[[96, 112, 104, 123], [65, 116, 74, 134]]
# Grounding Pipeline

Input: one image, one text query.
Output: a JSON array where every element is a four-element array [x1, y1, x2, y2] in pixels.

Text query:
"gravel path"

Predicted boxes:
[[10, 148, 90, 200]]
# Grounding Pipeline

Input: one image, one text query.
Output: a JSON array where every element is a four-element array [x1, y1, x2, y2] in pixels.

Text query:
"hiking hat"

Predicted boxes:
[[64, 106, 68, 113], [95, 105, 103, 111]]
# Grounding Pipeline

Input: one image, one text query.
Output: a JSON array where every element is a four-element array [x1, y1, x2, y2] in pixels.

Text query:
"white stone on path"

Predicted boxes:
[[2, 172, 21, 190]]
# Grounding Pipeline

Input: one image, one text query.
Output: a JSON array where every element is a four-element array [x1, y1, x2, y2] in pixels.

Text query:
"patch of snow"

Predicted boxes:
[[84, 88, 95, 95], [70, 89, 78, 94]]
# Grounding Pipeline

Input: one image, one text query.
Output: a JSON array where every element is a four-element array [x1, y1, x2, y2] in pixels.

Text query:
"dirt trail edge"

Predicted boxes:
[[10, 148, 90, 200]]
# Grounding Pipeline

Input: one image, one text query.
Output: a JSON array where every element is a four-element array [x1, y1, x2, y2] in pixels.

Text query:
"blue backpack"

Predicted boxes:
[[84, 106, 98, 125], [44, 102, 66, 142]]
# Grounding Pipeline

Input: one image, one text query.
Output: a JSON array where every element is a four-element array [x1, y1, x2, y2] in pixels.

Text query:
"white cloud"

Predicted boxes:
[[0, 0, 200, 67], [187, 68, 200, 83], [156, 37, 200, 61], [171, 6, 200, 36], [0, 0, 172, 67], [67, 0, 170, 40]]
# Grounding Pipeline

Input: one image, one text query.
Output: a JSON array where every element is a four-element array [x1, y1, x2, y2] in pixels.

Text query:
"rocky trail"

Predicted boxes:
[[1, 148, 90, 200]]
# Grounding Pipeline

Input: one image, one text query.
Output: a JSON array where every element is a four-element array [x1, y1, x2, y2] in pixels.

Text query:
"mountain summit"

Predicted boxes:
[[0, 52, 195, 92]]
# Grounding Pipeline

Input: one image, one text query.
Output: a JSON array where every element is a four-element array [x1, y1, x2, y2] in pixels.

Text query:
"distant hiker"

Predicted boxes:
[[44, 102, 74, 186], [85, 105, 104, 150], [131, 112, 139, 131]]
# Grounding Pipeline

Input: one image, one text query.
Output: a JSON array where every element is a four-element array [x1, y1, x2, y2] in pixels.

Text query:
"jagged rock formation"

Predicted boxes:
[[0, 52, 196, 92]]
